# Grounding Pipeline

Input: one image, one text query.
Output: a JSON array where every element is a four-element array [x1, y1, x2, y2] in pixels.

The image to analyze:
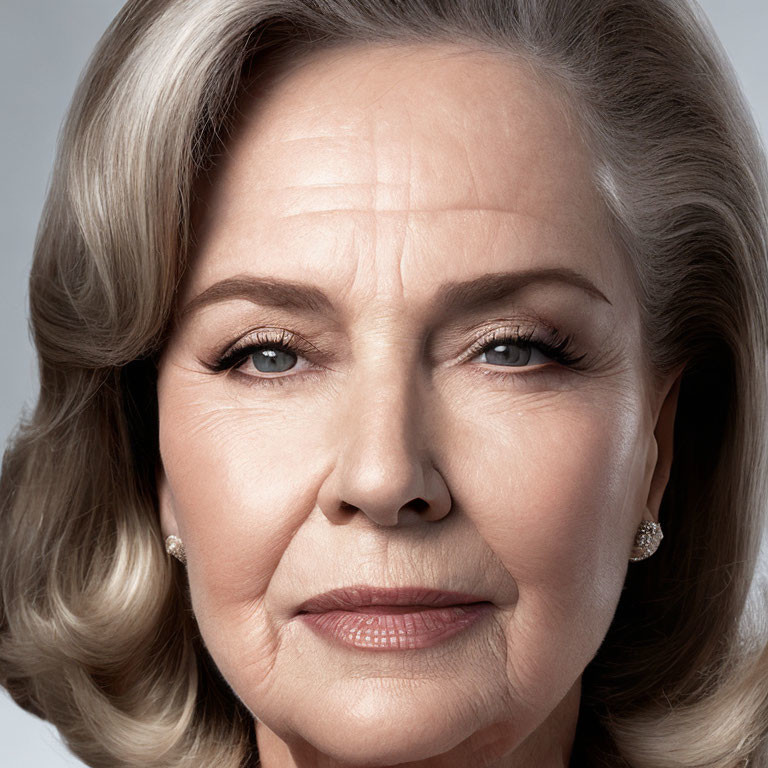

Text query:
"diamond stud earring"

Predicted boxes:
[[629, 520, 663, 561], [165, 534, 186, 565]]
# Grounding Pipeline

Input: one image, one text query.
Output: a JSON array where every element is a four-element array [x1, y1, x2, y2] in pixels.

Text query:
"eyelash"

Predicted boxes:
[[206, 324, 589, 389]]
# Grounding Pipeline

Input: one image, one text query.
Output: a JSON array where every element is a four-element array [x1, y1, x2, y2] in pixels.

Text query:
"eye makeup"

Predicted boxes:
[[199, 319, 590, 390]]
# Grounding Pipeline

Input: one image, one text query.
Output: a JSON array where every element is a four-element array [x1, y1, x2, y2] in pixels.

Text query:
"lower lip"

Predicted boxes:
[[298, 603, 494, 651]]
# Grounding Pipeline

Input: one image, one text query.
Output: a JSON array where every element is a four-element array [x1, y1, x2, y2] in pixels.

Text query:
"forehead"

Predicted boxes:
[[186, 40, 626, 314]]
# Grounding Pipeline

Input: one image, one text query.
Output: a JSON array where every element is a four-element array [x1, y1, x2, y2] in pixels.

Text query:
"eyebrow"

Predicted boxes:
[[179, 266, 612, 322]]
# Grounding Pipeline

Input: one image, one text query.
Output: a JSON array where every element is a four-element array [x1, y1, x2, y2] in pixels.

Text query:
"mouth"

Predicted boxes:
[[295, 585, 491, 614], [295, 585, 494, 651]]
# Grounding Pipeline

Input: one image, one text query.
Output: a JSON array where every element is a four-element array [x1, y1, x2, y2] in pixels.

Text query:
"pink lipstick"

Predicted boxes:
[[296, 586, 494, 651]]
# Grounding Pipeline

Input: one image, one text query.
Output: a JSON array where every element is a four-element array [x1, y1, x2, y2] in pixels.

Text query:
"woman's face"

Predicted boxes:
[[157, 42, 681, 766]]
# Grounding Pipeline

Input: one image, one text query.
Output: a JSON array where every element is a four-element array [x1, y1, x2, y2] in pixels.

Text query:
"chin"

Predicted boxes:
[[273, 681, 513, 767], [294, 725, 467, 767]]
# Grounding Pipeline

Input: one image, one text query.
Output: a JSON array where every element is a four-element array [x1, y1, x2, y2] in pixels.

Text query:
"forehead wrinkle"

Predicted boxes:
[[246, 68, 505, 209], [261, 134, 362, 147], [242, 132, 579, 222], [315, 73, 415, 306], [239, 98, 575, 224], [190, 44, 622, 324], [269, 206, 586, 223]]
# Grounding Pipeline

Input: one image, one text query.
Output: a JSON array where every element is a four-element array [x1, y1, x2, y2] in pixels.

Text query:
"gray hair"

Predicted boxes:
[[1, 1, 767, 766]]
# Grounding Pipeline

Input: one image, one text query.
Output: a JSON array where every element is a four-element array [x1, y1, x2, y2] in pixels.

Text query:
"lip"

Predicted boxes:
[[296, 585, 491, 614], [295, 585, 494, 651]]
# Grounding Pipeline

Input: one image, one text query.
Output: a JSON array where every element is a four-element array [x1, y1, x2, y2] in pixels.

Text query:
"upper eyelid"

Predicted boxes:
[[227, 324, 541, 358], [460, 324, 544, 356], [226, 328, 317, 358]]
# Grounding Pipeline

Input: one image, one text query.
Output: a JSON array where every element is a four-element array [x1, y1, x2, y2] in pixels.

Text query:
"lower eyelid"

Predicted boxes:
[[230, 368, 321, 388], [471, 362, 555, 379]]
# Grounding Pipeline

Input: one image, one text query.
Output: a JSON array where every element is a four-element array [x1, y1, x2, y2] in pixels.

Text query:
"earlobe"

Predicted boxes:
[[645, 363, 686, 522]]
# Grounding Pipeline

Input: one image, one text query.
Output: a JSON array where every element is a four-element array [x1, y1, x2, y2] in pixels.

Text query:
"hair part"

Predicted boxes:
[[2, 1, 768, 766]]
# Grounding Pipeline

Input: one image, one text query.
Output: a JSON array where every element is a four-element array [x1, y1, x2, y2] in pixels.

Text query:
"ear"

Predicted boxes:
[[156, 461, 180, 540], [645, 363, 686, 522]]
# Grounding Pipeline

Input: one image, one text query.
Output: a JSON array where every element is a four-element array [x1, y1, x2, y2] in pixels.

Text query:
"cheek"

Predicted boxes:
[[477, 399, 642, 578], [157, 385, 327, 618], [459, 392, 646, 689], [157, 384, 332, 696]]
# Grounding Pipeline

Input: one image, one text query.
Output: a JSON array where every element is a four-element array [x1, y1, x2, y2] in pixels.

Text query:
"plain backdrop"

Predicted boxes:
[[1, 1, 766, 766]]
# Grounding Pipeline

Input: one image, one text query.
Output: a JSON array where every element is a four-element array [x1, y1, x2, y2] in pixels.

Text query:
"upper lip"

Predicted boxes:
[[296, 585, 491, 614]]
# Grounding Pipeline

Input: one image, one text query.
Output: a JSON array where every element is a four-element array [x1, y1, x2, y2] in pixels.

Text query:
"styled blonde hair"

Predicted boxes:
[[2, 1, 768, 766]]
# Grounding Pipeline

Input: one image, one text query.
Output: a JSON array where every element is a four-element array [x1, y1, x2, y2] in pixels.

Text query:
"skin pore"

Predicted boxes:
[[156, 41, 683, 767]]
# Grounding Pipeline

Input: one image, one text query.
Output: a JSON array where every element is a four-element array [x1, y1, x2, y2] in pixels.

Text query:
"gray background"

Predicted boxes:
[[0, 1, 766, 765]]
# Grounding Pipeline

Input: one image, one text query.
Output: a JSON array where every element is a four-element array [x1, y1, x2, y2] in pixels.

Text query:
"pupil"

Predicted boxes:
[[251, 348, 296, 373], [485, 343, 528, 366]]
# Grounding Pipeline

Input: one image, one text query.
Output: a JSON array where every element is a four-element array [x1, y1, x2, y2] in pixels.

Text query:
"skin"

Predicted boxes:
[[156, 41, 684, 768]]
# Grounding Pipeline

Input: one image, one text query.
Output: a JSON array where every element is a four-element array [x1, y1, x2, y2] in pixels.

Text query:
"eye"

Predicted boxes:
[[243, 345, 299, 374], [464, 325, 587, 374], [471, 339, 554, 368], [207, 328, 319, 388], [205, 323, 589, 389]]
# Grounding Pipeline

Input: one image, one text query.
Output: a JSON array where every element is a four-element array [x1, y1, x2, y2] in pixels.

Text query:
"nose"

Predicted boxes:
[[316, 345, 452, 527]]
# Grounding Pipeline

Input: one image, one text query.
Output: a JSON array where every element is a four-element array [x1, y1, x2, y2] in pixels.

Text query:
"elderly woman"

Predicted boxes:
[[1, 0, 767, 766]]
